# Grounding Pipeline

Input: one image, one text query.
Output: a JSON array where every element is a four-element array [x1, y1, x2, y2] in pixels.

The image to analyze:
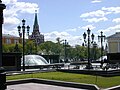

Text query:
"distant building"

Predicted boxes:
[[29, 11, 44, 45], [2, 34, 22, 44], [107, 32, 120, 53], [107, 32, 120, 63]]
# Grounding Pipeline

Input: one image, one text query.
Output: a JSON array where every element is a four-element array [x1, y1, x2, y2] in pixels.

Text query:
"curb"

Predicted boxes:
[[104, 85, 120, 90]]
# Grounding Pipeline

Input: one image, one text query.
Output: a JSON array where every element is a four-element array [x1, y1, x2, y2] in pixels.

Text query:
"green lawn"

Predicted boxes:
[[7, 72, 120, 89]]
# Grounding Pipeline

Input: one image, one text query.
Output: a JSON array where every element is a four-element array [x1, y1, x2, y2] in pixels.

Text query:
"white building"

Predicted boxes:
[[107, 32, 120, 53]]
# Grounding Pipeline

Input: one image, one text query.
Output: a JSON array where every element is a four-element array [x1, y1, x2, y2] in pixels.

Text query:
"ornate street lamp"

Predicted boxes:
[[17, 19, 30, 71], [63, 40, 68, 63], [98, 31, 105, 66], [83, 28, 94, 69], [0, 0, 6, 67]]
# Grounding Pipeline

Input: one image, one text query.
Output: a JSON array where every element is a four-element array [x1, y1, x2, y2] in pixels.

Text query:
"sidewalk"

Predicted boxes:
[[7, 83, 83, 90]]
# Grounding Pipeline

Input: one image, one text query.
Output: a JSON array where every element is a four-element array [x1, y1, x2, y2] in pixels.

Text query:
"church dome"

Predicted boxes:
[[21, 55, 49, 66]]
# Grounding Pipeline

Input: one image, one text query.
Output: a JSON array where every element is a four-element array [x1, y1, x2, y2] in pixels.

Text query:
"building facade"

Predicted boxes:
[[107, 32, 120, 53], [29, 11, 44, 45], [2, 34, 22, 44]]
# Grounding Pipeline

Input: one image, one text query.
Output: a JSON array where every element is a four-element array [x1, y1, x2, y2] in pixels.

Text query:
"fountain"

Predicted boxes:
[[21, 55, 49, 66]]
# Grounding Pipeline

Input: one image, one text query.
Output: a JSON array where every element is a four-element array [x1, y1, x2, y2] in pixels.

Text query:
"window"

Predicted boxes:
[[6, 39, 11, 44]]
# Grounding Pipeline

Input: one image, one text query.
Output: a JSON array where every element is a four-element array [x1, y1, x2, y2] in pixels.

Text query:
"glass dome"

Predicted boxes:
[[21, 55, 49, 66]]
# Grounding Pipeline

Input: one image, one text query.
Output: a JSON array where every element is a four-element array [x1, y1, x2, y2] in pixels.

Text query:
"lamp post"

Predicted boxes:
[[17, 19, 30, 71], [0, 0, 6, 67], [63, 40, 68, 63], [83, 28, 94, 69], [98, 31, 105, 64], [93, 42, 97, 61]]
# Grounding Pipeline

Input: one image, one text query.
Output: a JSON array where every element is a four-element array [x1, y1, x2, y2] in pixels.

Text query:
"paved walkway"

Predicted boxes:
[[7, 83, 84, 90]]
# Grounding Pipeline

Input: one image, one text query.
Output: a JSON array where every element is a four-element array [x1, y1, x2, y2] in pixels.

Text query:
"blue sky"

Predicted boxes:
[[2, 0, 120, 46]]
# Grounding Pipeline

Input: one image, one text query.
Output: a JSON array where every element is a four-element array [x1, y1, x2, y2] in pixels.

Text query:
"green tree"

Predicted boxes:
[[3, 44, 9, 52], [3, 43, 22, 53], [39, 41, 54, 54], [25, 40, 35, 54]]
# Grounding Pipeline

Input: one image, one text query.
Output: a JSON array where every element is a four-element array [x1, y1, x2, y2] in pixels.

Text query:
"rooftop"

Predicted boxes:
[[3, 34, 19, 38], [107, 32, 120, 39]]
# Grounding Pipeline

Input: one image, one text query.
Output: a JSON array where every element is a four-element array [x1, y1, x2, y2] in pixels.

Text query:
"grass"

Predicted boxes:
[[7, 71, 120, 89]]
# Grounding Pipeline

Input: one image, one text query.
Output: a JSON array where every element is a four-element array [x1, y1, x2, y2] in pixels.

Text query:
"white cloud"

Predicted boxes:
[[3, 0, 39, 18], [68, 36, 82, 46], [4, 16, 20, 25], [112, 18, 120, 23], [13, 2, 39, 14], [44, 31, 82, 46], [80, 6, 120, 23], [44, 31, 70, 39], [3, 26, 30, 39], [98, 24, 120, 35], [3, 27, 19, 37], [108, 24, 120, 31], [3, 0, 39, 36], [80, 10, 108, 18], [82, 24, 96, 30], [4, 9, 17, 17], [4, 1, 39, 16], [91, 0, 102, 3], [102, 7, 120, 14], [2, 0, 17, 4], [83, 17, 108, 23]]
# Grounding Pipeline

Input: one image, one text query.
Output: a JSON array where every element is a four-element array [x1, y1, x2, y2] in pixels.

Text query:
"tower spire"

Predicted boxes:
[[33, 10, 39, 31], [29, 9, 44, 45], [34, 10, 38, 26]]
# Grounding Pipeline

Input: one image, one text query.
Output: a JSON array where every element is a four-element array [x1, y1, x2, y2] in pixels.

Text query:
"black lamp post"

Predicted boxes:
[[93, 42, 97, 61], [83, 28, 94, 69], [98, 31, 105, 63], [63, 40, 68, 63], [0, 0, 6, 67], [17, 19, 30, 71]]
